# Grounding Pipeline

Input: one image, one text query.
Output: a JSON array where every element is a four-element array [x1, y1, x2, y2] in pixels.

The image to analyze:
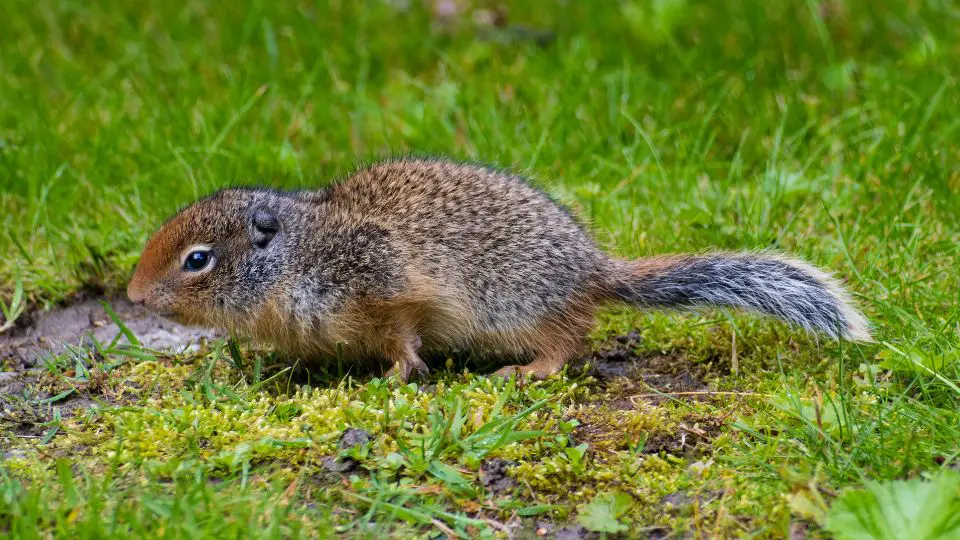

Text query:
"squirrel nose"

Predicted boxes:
[[127, 282, 146, 304]]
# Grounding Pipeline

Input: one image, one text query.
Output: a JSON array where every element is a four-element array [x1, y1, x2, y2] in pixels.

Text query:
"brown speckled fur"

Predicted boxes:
[[128, 158, 870, 381]]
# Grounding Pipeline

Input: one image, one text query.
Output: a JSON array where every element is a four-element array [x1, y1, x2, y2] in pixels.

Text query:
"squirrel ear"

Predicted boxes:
[[249, 206, 280, 249]]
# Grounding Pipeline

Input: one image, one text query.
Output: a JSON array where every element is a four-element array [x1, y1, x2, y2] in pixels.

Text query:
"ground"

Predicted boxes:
[[2, 0, 960, 538]]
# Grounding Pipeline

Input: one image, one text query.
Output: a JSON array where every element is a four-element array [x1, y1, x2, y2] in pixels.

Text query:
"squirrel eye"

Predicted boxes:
[[183, 249, 212, 272]]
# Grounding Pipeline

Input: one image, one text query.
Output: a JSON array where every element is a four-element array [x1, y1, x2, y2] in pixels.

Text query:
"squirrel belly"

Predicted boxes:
[[127, 158, 871, 382]]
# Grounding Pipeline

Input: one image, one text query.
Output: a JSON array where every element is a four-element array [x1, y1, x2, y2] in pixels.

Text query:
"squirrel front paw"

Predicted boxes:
[[385, 358, 430, 383]]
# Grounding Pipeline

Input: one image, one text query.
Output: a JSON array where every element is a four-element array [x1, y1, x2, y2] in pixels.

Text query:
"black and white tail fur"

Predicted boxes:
[[615, 253, 871, 341]]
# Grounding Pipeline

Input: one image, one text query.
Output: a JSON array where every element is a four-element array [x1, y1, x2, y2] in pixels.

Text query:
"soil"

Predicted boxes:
[[564, 331, 735, 458], [641, 414, 725, 456], [0, 366, 125, 439], [1, 297, 219, 440], [479, 457, 517, 494], [576, 331, 711, 405], [0, 296, 219, 368]]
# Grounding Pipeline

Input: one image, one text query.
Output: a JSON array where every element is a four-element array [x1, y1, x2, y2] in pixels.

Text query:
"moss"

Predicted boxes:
[[0, 319, 941, 538], [2, 347, 766, 533]]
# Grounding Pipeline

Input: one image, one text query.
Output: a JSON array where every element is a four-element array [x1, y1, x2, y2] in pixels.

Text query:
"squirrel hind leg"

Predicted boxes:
[[492, 308, 594, 379], [383, 332, 429, 383]]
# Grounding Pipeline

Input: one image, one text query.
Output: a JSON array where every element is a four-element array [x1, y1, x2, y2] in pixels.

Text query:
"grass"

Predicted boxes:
[[1, 0, 960, 537]]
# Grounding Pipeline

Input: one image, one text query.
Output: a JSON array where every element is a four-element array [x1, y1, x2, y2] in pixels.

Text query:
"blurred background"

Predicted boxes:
[[0, 0, 957, 318]]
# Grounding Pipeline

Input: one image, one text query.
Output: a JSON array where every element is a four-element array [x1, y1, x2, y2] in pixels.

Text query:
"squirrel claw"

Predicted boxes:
[[386, 360, 429, 383]]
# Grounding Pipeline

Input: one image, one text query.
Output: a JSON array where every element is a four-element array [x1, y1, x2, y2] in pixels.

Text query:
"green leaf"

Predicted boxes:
[[227, 338, 245, 371], [428, 460, 471, 489], [55, 459, 76, 500], [380, 452, 406, 470], [38, 388, 76, 405], [577, 491, 633, 533], [876, 346, 959, 374], [771, 391, 853, 438], [0, 267, 25, 333], [517, 504, 559, 517], [99, 300, 141, 347], [40, 424, 60, 444], [564, 443, 589, 466], [825, 471, 960, 540]]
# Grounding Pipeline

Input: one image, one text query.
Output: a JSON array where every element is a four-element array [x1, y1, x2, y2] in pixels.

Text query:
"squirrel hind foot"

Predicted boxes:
[[492, 339, 584, 380], [493, 364, 552, 379]]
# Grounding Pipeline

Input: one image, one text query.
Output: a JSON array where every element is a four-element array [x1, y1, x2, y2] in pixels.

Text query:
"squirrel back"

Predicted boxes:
[[128, 158, 870, 379]]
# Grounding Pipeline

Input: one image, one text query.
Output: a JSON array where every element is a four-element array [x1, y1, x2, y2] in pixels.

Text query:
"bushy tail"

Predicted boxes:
[[611, 253, 871, 341]]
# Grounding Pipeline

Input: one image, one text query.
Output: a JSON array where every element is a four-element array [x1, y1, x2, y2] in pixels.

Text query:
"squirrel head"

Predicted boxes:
[[127, 189, 290, 329]]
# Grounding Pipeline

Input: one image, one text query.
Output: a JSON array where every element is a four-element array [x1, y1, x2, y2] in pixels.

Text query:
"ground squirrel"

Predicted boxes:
[[127, 158, 871, 381]]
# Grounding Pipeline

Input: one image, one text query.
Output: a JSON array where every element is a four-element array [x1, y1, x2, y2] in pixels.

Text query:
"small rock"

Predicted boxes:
[[533, 520, 554, 536], [615, 330, 642, 345], [554, 525, 591, 540], [0, 372, 18, 383], [323, 428, 371, 473], [479, 458, 516, 494], [599, 348, 631, 362], [2, 449, 28, 461], [432, 0, 460, 22], [660, 491, 690, 509], [647, 527, 672, 540], [322, 456, 357, 473], [594, 360, 640, 379], [338, 427, 371, 451]]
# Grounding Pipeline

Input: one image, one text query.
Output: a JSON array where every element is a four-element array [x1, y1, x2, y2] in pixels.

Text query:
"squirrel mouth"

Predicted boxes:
[[150, 309, 183, 321], [155, 310, 207, 327]]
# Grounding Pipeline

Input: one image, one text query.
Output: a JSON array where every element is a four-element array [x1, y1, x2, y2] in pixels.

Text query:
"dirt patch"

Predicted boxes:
[[567, 405, 726, 457], [0, 370, 94, 438], [641, 414, 726, 456], [507, 521, 596, 540], [1, 296, 217, 441], [480, 458, 517, 494], [552, 524, 596, 540], [0, 371, 47, 437], [575, 331, 710, 408], [0, 359, 148, 441], [562, 331, 735, 457], [0, 296, 219, 367]]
